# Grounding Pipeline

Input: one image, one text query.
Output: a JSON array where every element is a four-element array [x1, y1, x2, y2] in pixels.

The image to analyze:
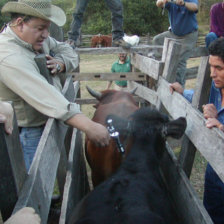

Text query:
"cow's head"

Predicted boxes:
[[86, 86, 138, 108]]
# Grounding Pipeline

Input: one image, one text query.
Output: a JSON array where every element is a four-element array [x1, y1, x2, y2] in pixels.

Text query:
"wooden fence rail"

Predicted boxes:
[[0, 77, 89, 223], [0, 116, 26, 221], [127, 39, 224, 184]]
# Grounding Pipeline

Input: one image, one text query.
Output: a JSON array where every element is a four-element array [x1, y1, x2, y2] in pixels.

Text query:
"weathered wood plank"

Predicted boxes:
[[131, 53, 164, 80], [185, 67, 198, 80], [189, 46, 208, 58], [0, 113, 27, 221], [73, 81, 80, 99], [59, 129, 89, 224], [161, 39, 182, 82], [72, 72, 146, 81], [128, 81, 158, 106], [179, 56, 211, 177], [160, 144, 213, 224], [13, 77, 76, 224], [75, 45, 162, 55], [13, 118, 68, 224], [155, 39, 181, 112], [34, 54, 53, 85], [57, 77, 78, 197], [76, 42, 206, 57], [157, 77, 224, 182], [192, 57, 211, 109], [75, 96, 145, 105], [75, 98, 98, 105], [57, 144, 68, 197]]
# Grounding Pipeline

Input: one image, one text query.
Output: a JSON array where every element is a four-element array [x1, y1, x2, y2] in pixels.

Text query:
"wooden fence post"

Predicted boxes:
[[178, 56, 211, 177], [34, 54, 53, 85], [34, 54, 68, 197], [156, 38, 182, 110], [0, 113, 27, 221], [12, 77, 77, 224]]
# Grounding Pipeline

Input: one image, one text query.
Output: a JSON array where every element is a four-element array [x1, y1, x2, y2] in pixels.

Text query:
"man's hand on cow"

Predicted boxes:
[[65, 114, 110, 148], [45, 54, 65, 75], [169, 82, 184, 95], [86, 122, 110, 147], [202, 104, 218, 119]]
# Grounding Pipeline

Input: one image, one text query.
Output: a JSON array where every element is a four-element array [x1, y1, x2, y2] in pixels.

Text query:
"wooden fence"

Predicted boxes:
[[79, 34, 152, 47], [0, 37, 220, 224]]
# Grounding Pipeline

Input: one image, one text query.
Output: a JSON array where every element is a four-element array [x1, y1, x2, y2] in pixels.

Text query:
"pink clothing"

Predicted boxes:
[[210, 2, 224, 37]]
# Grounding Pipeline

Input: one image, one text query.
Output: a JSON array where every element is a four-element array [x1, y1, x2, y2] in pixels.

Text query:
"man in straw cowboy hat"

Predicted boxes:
[[0, 0, 110, 171]]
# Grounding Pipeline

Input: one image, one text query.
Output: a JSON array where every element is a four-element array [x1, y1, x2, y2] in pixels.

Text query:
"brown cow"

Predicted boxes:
[[85, 86, 138, 187], [91, 34, 112, 48]]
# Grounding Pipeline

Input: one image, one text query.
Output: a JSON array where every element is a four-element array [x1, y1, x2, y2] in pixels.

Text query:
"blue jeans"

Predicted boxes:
[[20, 126, 44, 171], [68, 0, 124, 42], [203, 163, 224, 224], [205, 32, 218, 48]]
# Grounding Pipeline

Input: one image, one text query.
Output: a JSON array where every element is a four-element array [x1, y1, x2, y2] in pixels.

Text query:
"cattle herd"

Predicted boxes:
[[67, 89, 187, 224]]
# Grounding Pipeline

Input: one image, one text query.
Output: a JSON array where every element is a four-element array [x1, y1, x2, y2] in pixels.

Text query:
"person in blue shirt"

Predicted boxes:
[[153, 0, 198, 87], [170, 38, 224, 224]]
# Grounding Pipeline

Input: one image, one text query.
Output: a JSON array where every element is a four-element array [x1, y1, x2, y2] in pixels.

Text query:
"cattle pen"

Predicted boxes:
[[0, 28, 223, 224]]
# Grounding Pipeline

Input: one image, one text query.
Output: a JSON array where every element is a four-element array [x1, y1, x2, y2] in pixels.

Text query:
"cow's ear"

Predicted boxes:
[[161, 117, 186, 139]]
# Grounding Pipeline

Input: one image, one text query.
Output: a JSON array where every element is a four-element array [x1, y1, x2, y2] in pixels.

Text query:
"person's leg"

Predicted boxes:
[[152, 31, 173, 58], [20, 126, 44, 171], [203, 163, 224, 224], [205, 32, 218, 48], [67, 0, 90, 45], [104, 0, 124, 40], [175, 30, 198, 87], [105, 0, 130, 48]]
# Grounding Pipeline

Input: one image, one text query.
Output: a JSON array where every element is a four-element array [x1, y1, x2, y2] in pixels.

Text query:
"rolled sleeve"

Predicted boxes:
[[62, 102, 81, 121]]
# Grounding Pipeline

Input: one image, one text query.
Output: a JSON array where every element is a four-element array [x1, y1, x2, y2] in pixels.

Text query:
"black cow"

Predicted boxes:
[[68, 107, 187, 224]]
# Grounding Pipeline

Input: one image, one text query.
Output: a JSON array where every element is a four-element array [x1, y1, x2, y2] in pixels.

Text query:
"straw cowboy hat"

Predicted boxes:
[[1, 0, 66, 27]]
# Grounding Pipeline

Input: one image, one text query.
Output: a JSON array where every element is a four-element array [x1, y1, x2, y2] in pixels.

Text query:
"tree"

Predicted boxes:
[[122, 0, 169, 35], [81, 0, 169, 36], [198, 0, 218, 24], [0, 0, 11, 29], [52, 0, 77, 36]]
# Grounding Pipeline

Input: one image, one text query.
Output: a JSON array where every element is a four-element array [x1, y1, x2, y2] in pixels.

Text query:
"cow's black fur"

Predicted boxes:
[[68, 107, 187, 224]]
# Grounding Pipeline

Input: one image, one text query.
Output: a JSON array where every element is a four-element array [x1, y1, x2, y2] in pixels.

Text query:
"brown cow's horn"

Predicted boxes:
[[86, 85, 102, 100], [129, 87, 138, 95]]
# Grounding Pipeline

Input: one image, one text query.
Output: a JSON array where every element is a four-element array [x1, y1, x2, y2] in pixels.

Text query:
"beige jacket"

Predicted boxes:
[[0, 26, 81, 127]]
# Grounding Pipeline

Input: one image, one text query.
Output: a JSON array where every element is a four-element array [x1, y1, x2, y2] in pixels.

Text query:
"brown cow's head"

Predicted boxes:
[[85, 86, 139, 186], [86, 86, 138, 108]]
